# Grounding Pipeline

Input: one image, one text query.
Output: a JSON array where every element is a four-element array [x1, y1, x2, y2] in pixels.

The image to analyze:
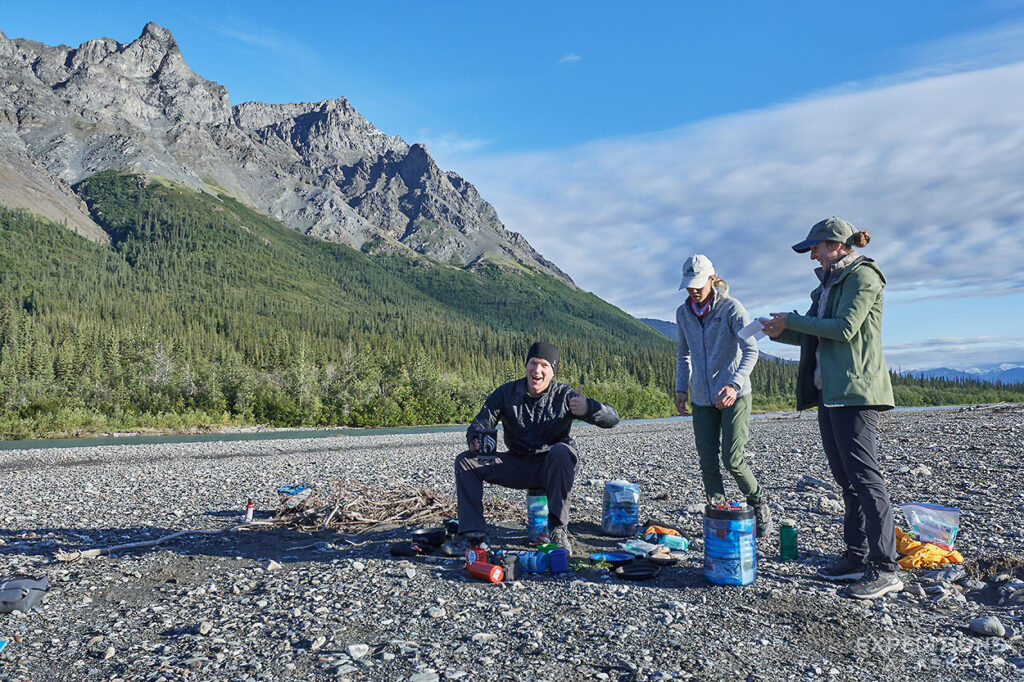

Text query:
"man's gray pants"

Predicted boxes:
[[453, 442, 579, 536]]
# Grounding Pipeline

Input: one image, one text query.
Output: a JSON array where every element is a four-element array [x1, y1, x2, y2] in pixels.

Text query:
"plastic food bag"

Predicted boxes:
[[619, 538, 661, 556], [900, 502, 960, 551]]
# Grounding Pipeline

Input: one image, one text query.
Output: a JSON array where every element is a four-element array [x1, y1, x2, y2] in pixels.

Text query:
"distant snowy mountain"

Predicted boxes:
[[642, 316, 1023, 385], [905, 364, 1024, 386]]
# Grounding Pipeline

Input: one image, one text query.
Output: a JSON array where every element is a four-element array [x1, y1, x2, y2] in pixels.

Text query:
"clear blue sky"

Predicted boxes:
[[4, 2, 1024, 371]]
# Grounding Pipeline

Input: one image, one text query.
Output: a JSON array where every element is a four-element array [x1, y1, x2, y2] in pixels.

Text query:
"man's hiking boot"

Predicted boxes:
[[549, 525, 573, 556], [751, 496, 774, 538], [441, 532, 489, 557], [816, 554, 868, 582], [844, 566, 904, 599]]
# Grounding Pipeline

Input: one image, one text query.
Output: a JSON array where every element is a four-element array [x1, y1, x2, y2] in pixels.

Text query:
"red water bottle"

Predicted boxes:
[[467, 561, 504, 583], [244, 499, 254, 523]]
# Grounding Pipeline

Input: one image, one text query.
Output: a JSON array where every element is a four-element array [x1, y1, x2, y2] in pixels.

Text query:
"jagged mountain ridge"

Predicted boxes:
[[0, 22, 570, 281]]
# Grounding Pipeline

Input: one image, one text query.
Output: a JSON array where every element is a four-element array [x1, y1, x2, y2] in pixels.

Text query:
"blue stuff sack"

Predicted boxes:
[[0, 576, 50, 614]]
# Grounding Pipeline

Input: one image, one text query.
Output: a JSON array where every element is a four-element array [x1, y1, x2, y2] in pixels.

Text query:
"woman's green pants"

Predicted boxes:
[[691, 393, 762, 503]]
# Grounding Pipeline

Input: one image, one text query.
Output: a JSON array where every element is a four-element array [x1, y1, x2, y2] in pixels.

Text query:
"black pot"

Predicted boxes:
[[411, 528, 447, 546]]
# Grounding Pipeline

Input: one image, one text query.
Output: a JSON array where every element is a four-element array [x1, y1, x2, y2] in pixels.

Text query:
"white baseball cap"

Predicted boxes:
[[679, 254, 715, 290]]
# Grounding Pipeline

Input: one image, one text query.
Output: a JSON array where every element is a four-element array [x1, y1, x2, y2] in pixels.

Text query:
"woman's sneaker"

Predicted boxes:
[[844, 566, 904, 599], [816, 554, 868, 581]]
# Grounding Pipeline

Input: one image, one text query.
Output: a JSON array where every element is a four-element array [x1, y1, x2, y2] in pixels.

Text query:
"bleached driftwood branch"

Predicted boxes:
[[53, 521, 272, 562]]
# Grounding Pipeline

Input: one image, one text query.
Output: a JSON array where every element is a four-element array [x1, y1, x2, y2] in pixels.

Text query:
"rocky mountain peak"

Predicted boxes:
[[0, 30, 15, 59], [141, 21, 175, 45], [0, 23, 571, 284], [119, 21, 187, 79]]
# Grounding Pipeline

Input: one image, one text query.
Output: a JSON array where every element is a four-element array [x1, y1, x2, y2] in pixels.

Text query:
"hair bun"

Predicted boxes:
[[850, 231, 871, 248]]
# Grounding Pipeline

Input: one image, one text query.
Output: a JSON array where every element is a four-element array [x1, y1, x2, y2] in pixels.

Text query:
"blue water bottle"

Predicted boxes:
[[518, 550, 548, 573], [527, 488, 549, 542]]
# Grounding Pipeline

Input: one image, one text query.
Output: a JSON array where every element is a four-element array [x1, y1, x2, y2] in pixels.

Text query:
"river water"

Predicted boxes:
[[2, 403, 1009, 452]]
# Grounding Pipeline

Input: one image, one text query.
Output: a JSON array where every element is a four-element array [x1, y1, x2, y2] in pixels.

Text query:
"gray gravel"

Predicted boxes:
[[1, 405, 1023, 681]]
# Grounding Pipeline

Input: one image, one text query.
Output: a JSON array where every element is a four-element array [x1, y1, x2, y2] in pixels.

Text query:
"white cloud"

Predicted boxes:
[[415, 130, 492, 170], [208, 22, 286, 50], [905, 18, 1024, 74], [457, 60, 1024, 338], [204, 16, 320, 66], [804, 20, 1024, 100], [558, 53, 581, 65], [882, 335, 1024, 371]]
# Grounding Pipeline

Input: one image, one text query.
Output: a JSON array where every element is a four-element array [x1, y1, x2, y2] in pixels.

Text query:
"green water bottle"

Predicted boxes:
[[779, 519, 798, 560]]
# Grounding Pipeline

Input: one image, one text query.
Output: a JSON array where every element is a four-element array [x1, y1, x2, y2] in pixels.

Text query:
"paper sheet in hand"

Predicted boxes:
[[737, 318, 769, 341]]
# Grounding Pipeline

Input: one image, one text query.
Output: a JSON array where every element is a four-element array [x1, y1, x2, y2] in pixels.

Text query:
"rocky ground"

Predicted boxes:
[[1, 405, 1022, 681]]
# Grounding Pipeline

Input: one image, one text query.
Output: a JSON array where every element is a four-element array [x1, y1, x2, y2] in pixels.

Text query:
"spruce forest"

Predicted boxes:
[[1, 171, 1020, 439]]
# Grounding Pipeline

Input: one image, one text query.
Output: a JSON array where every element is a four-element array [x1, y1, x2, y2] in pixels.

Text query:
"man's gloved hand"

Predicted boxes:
[[570, 387, 589, 416]]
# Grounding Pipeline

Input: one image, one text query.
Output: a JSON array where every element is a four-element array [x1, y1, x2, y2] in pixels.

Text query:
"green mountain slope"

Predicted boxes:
[[0, 171, 676, 437]]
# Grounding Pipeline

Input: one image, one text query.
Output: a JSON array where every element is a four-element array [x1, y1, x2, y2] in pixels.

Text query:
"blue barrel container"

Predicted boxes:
[[703, 505, 756, 585], [602, 480, 640, 536]]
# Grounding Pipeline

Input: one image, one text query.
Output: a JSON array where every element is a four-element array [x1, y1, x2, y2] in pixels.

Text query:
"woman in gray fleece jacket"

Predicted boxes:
[[675, 254, 772, 536]]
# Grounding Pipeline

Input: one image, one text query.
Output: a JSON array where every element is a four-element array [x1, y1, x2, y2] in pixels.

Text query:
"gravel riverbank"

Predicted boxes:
[[1, 405, 1022, 681]]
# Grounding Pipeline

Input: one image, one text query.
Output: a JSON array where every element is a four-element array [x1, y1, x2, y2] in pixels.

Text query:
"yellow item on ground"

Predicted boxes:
[[895, 527, 963, 569]]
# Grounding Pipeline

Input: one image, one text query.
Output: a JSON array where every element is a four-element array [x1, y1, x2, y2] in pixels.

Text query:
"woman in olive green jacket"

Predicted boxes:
[[763, 217, 902, 601]]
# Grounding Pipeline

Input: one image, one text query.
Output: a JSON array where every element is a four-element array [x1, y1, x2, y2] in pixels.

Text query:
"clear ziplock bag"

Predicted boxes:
[[900, 502, 960, 551]]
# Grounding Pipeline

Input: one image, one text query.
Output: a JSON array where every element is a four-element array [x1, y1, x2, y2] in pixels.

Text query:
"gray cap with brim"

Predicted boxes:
[[792, 217, 857, 253]]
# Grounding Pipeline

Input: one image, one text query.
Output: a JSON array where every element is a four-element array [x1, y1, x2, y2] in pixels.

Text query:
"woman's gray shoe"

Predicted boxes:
[[844, 566, 904, 599], [816, 554, 868, 581]]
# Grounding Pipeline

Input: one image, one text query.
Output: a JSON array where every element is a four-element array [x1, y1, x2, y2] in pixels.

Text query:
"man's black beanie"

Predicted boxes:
[[526, 341, 559, 373]]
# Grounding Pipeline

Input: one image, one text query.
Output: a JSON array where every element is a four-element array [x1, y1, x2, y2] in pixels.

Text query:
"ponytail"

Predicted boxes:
[[711, 275, 729, 295]]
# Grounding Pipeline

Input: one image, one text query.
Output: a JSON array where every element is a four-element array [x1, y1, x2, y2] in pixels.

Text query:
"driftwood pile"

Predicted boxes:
[[53, 480, 522, 562], [272, 479, 520, 533]]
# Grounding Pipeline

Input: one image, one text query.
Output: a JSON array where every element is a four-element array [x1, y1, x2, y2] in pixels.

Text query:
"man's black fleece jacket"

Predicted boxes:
[[466, 378, 620, 456]]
